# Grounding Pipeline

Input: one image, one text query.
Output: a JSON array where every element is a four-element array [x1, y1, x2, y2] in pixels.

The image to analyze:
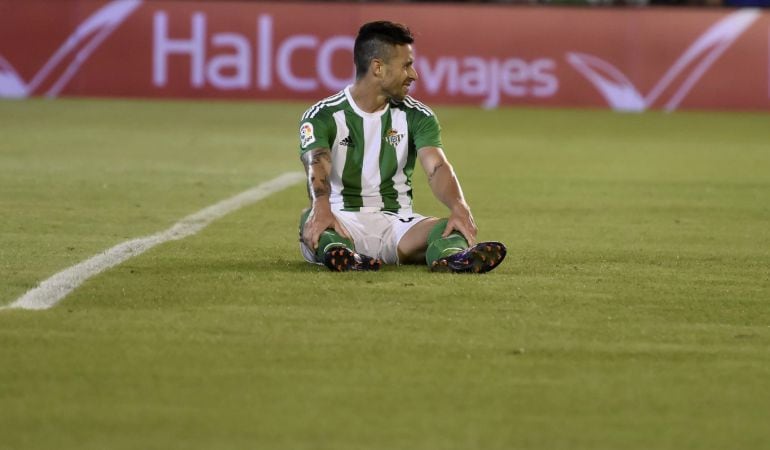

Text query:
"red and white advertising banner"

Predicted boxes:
[[1, 0, 769, 111]]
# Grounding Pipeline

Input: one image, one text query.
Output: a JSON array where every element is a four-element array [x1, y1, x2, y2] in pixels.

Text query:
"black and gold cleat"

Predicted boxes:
[[431, 242, 507, 274], [323, 247, 382, 272]]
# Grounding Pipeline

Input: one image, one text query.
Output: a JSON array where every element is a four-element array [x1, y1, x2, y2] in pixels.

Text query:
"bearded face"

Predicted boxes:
[[379, 44, 418, 102]]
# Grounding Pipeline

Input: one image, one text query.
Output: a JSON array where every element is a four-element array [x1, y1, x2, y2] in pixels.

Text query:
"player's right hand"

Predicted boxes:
[[302, 206, 350, 250]]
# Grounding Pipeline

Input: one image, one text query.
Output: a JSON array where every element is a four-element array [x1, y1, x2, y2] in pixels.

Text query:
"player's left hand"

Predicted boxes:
[[443, 202, 478, 246]]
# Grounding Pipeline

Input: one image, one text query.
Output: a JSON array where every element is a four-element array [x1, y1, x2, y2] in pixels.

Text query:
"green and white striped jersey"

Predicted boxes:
[[299, 86, 442, 214]]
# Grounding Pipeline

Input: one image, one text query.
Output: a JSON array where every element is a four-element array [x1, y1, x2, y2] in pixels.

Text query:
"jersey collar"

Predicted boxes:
[[344, 85, 390, 119]]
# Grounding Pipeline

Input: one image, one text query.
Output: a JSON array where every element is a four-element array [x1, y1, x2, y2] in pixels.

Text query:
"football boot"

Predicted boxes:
[[431, 242, 506, 274], [323, 247, 382, 272]]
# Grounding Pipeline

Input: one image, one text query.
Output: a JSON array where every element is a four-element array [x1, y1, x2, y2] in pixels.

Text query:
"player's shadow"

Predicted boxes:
[[147, 258, 322, 274]]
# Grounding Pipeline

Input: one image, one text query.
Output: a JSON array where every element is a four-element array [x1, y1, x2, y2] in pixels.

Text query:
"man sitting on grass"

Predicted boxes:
[[298, 21, 505, 273]]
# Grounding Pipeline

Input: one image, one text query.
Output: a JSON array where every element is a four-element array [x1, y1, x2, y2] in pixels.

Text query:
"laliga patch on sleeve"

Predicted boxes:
[[300, 122, 316, 148]]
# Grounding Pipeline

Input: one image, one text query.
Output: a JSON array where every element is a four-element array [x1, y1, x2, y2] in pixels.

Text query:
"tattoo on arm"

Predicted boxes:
[[311, 176, 329, 198], [302, 148, 331, 168], [310, 151, 330, 166], [428, 162, 445, 182], [302, 149, 332, 200]]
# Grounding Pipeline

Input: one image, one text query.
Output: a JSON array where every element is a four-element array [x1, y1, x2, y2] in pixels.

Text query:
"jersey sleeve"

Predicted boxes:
[[298, 112, 335, 155], [412, 112, 443, 150]]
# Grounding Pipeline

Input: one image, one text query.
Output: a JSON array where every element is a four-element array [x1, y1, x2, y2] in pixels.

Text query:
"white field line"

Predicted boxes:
[[2, 171, 305, 311]]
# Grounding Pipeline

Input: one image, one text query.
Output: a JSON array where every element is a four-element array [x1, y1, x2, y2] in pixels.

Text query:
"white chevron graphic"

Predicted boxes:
[[0, 0, 142, 98], [566, 9, 760, 112]]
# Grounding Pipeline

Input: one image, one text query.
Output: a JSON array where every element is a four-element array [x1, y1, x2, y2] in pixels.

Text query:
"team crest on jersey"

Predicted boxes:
[[300, 122, 316, 148], [385, 129, 404, 147]]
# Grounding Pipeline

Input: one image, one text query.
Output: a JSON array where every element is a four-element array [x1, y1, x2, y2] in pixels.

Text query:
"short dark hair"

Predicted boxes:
[[354, 21, 414, 79]]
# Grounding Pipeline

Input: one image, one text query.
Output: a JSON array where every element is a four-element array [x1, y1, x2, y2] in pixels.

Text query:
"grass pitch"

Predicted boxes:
[[1, 98, 769, 450]]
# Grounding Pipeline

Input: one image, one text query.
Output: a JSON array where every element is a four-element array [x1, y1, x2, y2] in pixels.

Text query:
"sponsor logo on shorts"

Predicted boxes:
[[300, 122, 315, 148]]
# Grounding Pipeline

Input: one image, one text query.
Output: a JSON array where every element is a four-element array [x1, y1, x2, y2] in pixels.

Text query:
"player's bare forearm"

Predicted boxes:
[[301, 147, 349, 249], [419, 146, 478, 243], [420, 147, 468, 211], [426, 159, 468, 211], [301, 148, 332, 207]]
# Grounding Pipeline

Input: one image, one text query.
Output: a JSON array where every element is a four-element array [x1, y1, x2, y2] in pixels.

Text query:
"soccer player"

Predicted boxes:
[[298, 21, 506, 273]]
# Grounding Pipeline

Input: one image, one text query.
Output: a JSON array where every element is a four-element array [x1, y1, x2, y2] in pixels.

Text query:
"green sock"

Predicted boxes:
[[299, 209, 354, 260], [315, 230, 354, 260], [425, 219, 469, 266]]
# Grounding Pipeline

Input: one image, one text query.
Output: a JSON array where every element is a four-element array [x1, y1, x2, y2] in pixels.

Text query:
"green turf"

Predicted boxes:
[[1, 98, 769, 450]]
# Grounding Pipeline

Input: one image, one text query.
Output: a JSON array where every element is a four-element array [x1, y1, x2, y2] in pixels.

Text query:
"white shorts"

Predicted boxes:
[[300, 210, 429, 265]]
